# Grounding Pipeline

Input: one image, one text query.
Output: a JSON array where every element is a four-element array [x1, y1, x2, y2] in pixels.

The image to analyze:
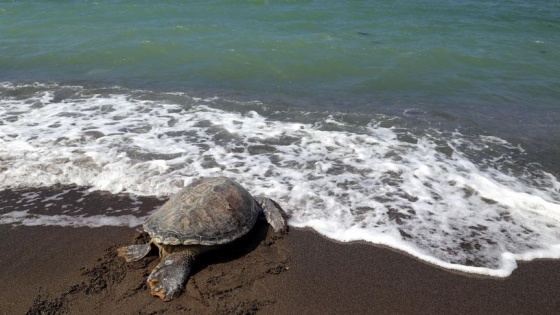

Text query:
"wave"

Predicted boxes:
[[1, 82, 560, 277]]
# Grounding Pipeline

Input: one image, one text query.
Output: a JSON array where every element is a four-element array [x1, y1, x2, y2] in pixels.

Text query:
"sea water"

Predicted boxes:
[[1, 1, 560, 277]]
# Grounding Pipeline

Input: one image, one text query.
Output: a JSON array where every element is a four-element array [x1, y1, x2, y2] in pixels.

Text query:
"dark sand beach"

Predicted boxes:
[[1, 189, 560, 315]]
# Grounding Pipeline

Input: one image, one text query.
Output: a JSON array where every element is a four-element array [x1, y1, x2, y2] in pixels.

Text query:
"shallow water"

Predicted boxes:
[[1, 1, 559, 109], [1, 1, 560, 277], [1, 83, 559, 277]]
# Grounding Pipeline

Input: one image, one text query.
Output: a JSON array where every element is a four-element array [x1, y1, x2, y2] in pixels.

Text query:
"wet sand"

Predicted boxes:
[[1, 189, 560, 314]]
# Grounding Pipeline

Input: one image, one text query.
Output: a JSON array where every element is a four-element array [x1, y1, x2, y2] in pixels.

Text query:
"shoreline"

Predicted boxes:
[[2, 224, 560, 314], [2, 187, 560, 314]]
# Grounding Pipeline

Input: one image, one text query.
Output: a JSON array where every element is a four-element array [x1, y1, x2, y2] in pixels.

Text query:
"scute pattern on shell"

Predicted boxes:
[[143, 177, 259, 246]]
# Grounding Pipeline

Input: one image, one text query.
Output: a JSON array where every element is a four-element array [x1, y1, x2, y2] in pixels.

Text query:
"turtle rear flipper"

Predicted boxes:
[[255, 196, 288, 233], [117, 243, 152, 262]]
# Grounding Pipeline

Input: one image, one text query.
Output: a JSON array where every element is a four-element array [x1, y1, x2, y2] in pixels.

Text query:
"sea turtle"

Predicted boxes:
[[117, 176, 287, 301]]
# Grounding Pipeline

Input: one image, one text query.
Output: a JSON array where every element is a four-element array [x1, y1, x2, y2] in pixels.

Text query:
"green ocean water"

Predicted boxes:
[[2, 1, 560, 276], [1, 0, 559, 109]]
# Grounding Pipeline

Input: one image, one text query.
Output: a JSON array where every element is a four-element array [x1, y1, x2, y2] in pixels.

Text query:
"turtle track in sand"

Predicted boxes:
[[26, 218, 290, 315]]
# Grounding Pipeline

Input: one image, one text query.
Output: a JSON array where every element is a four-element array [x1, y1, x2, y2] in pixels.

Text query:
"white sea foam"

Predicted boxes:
[[1, 83, 560, 277], [0, 211, 145, 228]]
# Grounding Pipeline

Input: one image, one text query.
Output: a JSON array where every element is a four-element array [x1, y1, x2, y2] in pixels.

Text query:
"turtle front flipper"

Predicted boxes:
[[147, 250, 195, 301], [117, 243, 152, 262], [254, 196, 288, 233]]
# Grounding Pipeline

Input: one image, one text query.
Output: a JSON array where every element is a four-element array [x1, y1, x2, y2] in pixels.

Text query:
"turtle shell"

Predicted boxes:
[[143, 177, 259, 246]]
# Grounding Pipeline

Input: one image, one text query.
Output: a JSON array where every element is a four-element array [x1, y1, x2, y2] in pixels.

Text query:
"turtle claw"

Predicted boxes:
[[147, 250, 195, 301], [148, 277, 179, 302]]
